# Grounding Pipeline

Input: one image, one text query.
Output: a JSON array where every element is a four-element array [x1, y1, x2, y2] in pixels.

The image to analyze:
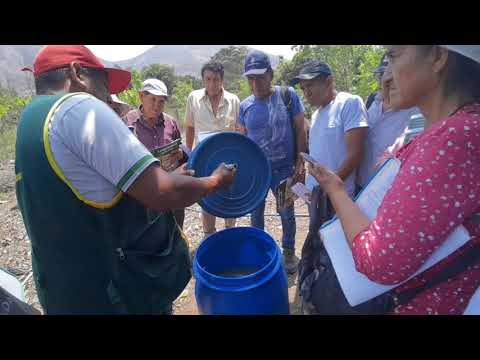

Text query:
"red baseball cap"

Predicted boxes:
[[22, 45, 131, 94]]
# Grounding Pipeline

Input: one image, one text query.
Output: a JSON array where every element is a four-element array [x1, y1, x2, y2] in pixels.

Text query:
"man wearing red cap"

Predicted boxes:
[[16, 45, 236, 315]]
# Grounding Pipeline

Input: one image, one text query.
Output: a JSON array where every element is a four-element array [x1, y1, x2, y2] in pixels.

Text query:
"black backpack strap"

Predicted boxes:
[[280, 86, 298, 163], [365, 92, 376, 110], [280, 86, 293, 113]]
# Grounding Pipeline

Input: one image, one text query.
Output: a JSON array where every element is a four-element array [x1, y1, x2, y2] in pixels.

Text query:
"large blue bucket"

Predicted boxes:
[[193, 227, 290, 315]]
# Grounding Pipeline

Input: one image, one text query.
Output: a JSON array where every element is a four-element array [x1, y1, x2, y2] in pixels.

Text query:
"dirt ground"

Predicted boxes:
[[0, 159, 309, 315]]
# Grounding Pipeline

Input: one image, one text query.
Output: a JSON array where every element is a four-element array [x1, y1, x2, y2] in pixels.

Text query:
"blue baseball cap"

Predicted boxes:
[[243, 50, 272, 76]]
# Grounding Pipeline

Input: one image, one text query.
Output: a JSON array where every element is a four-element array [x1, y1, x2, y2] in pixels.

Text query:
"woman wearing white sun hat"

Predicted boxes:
[[304, 45, 480, 315]]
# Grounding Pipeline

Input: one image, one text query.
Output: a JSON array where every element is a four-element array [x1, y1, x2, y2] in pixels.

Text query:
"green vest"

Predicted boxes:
[[15, 93, 191, 315]]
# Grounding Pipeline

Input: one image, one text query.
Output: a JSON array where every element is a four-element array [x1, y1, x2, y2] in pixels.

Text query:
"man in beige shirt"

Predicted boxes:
[[185, 62, 240, 238]]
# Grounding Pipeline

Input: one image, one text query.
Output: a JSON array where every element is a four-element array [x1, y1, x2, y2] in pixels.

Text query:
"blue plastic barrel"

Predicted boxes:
[[193, 227, 290, 315]]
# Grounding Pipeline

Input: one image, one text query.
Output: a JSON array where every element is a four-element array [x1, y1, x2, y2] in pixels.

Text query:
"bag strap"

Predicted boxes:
[[280, 86, 298, 163], [280, 86, 293, 114], [394, 241, 480, 307]]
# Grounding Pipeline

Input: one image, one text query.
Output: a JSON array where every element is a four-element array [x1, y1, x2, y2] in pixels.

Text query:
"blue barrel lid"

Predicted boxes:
[[187, 132, 271, 218]]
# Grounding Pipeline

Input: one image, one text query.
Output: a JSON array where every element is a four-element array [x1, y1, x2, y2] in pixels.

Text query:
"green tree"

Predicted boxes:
[[234, 78, 251, 101], [141, 64, 176, 94], [210, 46, 249, 93], [168, 80, 194, 129], [176, 74, 202, 90], [117, 69, 142, 106], [356, 48, 384, 100], [276, 45, 384, 100], [0, 87, 32, 160]]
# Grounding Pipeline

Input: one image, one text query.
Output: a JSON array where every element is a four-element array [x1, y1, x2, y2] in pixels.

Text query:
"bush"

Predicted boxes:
[[0, 88, 31, 161]]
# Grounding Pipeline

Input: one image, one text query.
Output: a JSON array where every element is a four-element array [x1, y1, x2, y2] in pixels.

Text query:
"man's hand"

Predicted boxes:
[[173, 163, 195, 176], [210, 163, 237, 190], [292, 158, 306, 184]]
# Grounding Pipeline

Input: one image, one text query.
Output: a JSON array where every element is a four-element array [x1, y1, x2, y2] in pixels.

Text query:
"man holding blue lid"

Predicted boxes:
[[237, 49, 307, 274], [16, 45, 236, 314]]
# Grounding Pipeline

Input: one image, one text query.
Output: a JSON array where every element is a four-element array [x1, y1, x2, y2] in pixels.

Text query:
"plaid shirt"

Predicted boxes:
[[123, 107, 182, 151]]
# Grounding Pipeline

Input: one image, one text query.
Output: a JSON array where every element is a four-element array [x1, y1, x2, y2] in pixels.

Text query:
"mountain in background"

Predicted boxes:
[[0, 45, 43, 95], [0, 45, 280, 96]]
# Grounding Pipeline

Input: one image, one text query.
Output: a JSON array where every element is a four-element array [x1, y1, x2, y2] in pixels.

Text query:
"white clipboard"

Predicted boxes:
[[319, 158, 471, 307], [0, 267, 25, 301], [463, 286, 480, 315]]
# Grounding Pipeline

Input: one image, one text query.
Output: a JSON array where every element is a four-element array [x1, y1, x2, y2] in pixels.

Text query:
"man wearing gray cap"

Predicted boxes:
[[293, 60, 368, 200], [123, 78, 189, 227]]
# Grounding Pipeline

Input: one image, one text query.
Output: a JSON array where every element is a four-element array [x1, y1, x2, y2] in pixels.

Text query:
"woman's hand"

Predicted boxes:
[[308, 162, 345, 195]]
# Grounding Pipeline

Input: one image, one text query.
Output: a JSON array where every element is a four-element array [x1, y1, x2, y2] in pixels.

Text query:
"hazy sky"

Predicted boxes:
[[85, 45, 296, 62]]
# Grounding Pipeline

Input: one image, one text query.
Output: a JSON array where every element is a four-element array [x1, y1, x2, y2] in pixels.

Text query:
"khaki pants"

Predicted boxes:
[[201, 209, 236, 237]]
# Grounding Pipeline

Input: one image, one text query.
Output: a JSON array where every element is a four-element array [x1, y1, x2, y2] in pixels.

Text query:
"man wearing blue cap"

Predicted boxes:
[[292, 60, 368, 200], [237, 50, 307, 274]]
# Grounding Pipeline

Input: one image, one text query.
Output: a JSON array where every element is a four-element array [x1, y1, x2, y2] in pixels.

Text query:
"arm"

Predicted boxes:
[[235, 102, 247, 135], [292, 112, 307, 182], [335, 127, 368, 181], [186, 125, 195, 151], [126, 163, 233, 212], [61, 95, 235, 215], [184, 95, 195, 150], [289, 89, 307, 182]]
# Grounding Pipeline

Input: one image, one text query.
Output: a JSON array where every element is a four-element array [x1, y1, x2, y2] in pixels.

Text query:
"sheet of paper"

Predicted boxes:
[[291, 182, 311, 205], [463, 286, 480, 315], [320, 158, 471, 307]]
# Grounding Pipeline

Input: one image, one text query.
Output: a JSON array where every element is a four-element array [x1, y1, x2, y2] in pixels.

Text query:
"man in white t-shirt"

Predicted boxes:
[[292, 60, 368, 199]]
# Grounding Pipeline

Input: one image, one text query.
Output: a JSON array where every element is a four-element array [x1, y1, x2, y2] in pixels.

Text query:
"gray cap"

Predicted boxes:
[[140, 78, 169, 97], [110, 94, 129, 105], [442, 45, 480, 64], [373, 55, 389, 74]]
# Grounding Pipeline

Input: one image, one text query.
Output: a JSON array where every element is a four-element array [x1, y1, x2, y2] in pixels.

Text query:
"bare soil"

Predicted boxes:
[[0, 160, 309, 315]]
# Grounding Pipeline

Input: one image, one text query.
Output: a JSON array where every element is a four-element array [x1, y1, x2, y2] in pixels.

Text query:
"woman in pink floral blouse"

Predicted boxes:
[[309, 45, 480, 315]]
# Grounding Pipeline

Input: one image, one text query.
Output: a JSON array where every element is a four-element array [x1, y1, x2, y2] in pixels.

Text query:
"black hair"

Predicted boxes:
[[201, 62, 224, 80], [417, 45, 480, 100], [444, 51, 480, 100], [34, 66, 108, 95], [34, 67, 70, 94]]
